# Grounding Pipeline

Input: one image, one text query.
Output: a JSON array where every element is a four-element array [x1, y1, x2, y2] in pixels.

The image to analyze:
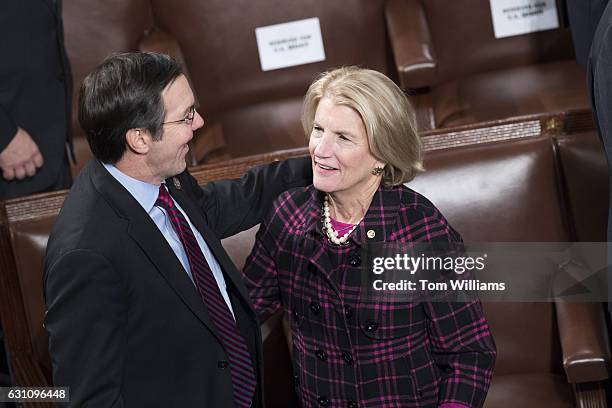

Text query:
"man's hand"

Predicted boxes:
[[0, 127, 44, 180]]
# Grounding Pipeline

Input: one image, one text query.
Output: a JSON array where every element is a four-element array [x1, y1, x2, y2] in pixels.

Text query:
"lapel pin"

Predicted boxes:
[[367, 229, 376, 239], [173, 177, 182, 190]]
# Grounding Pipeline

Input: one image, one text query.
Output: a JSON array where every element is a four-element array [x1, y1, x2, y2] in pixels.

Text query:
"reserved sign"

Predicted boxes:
[[489, 0, 559, 38], [255, 17, 326, 71]]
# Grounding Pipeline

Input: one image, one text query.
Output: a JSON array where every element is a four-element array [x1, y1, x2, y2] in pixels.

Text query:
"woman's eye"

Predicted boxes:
[[338, 134, 350, 141], [311, 126, 323, 137]]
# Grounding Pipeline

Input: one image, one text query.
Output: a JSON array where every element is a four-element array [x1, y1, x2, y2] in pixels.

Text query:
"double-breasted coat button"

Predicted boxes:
[[217, 360, 229, 369], [318, 396, 330, 407], [310, 301, 321, 314], [367, 229, 376, 239], [344, 305, 354, 319], [315, 349, 328, 361], [347, 401, 358, 408], [293, 374, 300, 387], [342, 351, 354, 365], [348, 253, 361, 267], [365, 321, 379, 332]]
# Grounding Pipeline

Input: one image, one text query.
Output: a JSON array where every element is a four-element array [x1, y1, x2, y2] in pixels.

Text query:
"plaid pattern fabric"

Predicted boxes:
[[243, 185, 496, 408]]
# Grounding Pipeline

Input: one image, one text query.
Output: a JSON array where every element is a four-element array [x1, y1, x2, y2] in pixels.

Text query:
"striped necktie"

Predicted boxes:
[[155, 184, 256, 407]]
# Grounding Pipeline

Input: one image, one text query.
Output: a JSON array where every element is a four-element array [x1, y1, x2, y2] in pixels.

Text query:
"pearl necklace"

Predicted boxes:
[[322, 195, 360, 245]]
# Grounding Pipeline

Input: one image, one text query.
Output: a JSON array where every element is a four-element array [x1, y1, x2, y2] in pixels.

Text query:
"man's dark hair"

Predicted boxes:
[[78, 52, 183, 163]]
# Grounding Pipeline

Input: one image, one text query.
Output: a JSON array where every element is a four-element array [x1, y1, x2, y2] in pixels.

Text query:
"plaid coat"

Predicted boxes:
[[243, 185, 496, 408]]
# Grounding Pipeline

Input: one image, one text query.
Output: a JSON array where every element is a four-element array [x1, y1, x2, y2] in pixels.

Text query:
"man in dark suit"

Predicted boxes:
[[0, 0, 73, 198], [43, 52, 310, 407]]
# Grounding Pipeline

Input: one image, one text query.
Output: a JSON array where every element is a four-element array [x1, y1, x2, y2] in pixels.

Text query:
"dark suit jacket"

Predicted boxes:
[[588, 2, 612, 203], [43, 158, 310, 407], [0, 0, 72, 198], [587, 1, 612, 313], [566, 0, 609, 66]]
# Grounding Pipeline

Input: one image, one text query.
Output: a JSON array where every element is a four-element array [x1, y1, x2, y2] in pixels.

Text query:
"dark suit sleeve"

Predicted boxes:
[[0, 100, 17, 152], [44, 250, 126, 407], [188, 156, 312, 239], [0, 1, 18, 152], [590, 16, 612, 157], [566, 0, 609, 66], [589, 2, 612, 258]]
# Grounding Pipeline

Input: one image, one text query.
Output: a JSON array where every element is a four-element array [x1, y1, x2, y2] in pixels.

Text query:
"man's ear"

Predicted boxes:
[[125, 128, 151, 155]]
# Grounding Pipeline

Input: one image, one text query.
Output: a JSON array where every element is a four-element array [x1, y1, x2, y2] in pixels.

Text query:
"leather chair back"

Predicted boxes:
[[408, 135, 568, 376], [418, 0, 574, 87], [151, 0, 390, 159], [0, 194, 67, 387]]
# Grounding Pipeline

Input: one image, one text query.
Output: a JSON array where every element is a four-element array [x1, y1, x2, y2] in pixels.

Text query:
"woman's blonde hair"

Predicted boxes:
[[302, 66, 423, 187]]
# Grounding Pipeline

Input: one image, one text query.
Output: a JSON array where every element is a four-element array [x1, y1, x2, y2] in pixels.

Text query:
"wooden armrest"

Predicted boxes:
[[385, 0, 437, 89]]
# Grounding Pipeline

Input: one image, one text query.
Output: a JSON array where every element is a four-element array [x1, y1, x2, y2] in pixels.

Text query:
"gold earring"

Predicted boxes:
[[372, 167, 384, 176]]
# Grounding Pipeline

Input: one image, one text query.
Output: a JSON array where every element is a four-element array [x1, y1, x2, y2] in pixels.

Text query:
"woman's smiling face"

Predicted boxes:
[[309, 97, 384, 198]]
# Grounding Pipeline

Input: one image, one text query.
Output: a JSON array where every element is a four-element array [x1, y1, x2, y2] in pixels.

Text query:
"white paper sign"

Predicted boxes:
[[255, 17, 326, 71], [489, 0, 560, 39]]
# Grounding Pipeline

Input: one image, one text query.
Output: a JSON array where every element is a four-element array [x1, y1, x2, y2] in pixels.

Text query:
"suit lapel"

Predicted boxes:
[[167, 177, 256, 316], [90, 162, 224, 344]]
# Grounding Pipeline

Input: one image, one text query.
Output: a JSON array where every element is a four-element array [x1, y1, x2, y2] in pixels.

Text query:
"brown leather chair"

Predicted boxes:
[[62, 0, 392, 174], [151, 0, 391, 161], [409, 133, 609, 408], [385, 0, 589, 130]]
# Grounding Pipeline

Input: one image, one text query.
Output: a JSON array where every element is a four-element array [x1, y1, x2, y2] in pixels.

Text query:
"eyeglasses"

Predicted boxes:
[[162, 106, 196, 126]]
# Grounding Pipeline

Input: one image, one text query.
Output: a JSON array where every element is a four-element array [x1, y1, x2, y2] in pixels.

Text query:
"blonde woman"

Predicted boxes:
[[244, 67, 496, 408]]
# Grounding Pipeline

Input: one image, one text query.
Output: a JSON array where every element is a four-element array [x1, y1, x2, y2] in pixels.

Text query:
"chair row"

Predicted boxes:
[[62, 0, 589, 174], [0, 110, 608, 407]]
